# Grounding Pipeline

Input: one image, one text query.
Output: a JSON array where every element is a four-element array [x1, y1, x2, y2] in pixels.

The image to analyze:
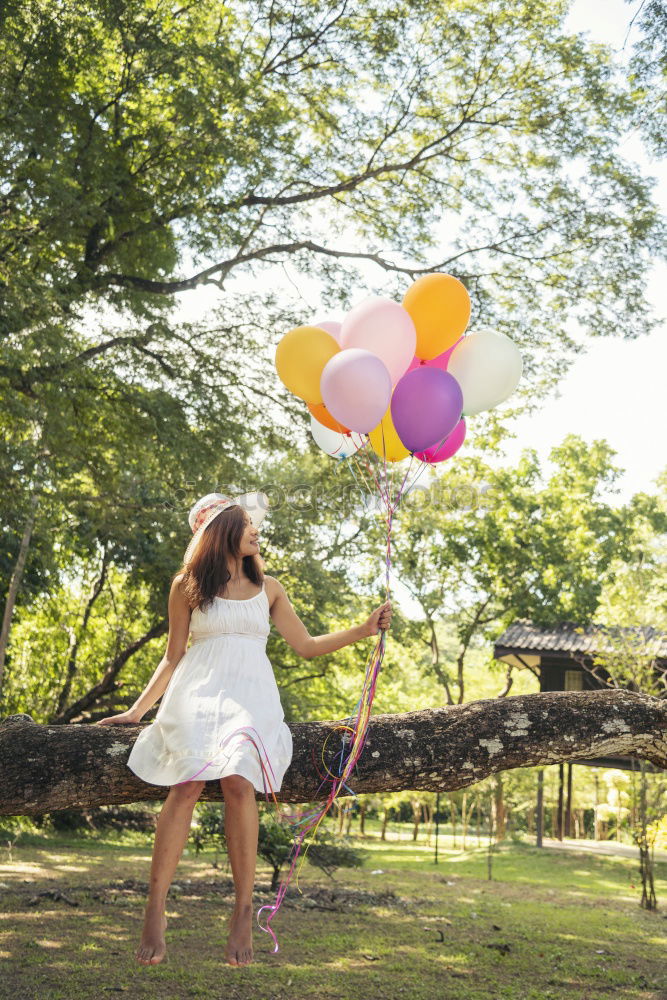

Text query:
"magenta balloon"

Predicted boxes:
[[406, 336, 464, 375], [315, 320, 342, 345], [320, 348, 392, 433], [390, 368, 463, 453], [415, 418, 466, 464]]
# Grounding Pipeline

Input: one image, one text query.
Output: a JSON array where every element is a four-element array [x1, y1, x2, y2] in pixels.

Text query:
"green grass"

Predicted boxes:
[[0, 817, 665, 1000]]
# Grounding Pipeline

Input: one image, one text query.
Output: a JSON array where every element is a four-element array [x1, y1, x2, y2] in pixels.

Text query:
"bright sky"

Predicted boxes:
[[503, 0, 667, 503]]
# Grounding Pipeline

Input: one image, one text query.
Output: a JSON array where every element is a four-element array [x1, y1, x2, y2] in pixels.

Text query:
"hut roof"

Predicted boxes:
[[494, 621, 667, 659]]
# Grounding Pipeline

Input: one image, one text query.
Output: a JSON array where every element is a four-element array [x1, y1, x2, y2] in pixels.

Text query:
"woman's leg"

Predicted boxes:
[[220, 774, 259, 967], [136, 780, 206, 966]]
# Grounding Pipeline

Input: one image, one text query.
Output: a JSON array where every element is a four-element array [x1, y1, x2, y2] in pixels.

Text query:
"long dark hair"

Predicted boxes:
[[175, 505, 265, 613]]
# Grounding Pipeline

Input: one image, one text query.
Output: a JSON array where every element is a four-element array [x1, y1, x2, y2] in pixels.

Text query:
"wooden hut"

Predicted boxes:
[[492, 621, 666, 843]]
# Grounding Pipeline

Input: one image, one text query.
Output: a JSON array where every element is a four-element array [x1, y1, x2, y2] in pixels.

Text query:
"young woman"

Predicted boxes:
[[96, 491, 392, 969]]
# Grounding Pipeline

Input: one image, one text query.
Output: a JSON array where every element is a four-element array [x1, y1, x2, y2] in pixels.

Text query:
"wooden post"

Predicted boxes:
[[461, 791, 468, 850], [557, 762, 564, 841], [494, 774, 506, 841], [565, 762, 573, 838], [536, 768, 544, 848], [434, 791, 440, 865], [594, 773, 600, 841]]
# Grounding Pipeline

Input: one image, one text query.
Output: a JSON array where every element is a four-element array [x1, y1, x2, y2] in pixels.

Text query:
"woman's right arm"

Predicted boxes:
[[95, 574, 192, 726]]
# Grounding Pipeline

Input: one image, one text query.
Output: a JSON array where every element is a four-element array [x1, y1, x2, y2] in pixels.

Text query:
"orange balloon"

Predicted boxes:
[[402, 273, 471, 360], [368, 405, 410, 462], [275, 325, 340, 403], [307, 402, 349, 433]]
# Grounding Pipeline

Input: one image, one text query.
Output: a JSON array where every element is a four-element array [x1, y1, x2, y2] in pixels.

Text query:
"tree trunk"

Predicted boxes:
[[594, 773, 600, 840], [359, 802, 367, 836], [423, 802, 432, 845], [494, 774, 505, 842], [461, 791, 468, 850], [381, 807, 389, 841], [450, 794, 458, 848], [487, 787, 495, 879], [55, 547, 109, 717], [565, 761, 573, 838], [1, 690, 665, 814], [557, 763, 564, 841], [49, 619, 168, 724], [336, 800, 345, 834], [536, 768, 544, 848], [0, 493, 40, 699], [635, 761, 657, 911], [411, 798, 421, 841]]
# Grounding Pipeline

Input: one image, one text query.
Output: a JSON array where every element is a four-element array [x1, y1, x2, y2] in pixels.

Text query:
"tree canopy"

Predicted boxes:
[[1, 1, 665, 758]]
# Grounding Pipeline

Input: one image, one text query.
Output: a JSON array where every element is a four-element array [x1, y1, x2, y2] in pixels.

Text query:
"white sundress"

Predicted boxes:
[[126, 580, 293, 795]]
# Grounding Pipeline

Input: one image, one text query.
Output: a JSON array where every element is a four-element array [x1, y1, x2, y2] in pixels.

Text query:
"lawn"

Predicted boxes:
[[0, 815, 665, 1000]]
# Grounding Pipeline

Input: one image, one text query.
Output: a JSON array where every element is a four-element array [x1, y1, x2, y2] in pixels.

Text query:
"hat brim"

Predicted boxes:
[[183, 490, 269, 566]]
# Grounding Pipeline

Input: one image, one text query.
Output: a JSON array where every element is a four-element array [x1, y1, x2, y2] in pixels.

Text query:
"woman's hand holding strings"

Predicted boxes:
[[363, 600, 392, 637]]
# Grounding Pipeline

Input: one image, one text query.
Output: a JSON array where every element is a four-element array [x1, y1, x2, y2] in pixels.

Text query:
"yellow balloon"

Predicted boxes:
[[368, 406, 410, 462], [275, 326, 340, 403], [402, 273, 471, 360]]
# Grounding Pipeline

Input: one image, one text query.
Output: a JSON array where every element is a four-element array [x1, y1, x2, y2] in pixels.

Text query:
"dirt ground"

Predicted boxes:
[[0, 832, 665, 1000]]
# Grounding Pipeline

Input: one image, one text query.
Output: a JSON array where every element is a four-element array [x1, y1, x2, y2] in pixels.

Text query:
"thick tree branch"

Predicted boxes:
[[54, 546, 110, 717], [1, 690, 664, 814], [49, 619, 168, 725]]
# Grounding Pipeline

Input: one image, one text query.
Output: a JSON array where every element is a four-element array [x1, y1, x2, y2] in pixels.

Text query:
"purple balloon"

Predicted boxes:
[[415, 418, 466, 463], [321, 348, 392, 433], [391, 368, 463, 453]]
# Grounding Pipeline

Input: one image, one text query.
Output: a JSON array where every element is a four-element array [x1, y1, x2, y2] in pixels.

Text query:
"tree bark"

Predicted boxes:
[[1, 690, 665, 816]]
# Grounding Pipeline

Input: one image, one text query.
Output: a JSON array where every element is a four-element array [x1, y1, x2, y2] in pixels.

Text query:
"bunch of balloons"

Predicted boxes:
[[275, 273, 522, 467], [263, 275, 522, 954]]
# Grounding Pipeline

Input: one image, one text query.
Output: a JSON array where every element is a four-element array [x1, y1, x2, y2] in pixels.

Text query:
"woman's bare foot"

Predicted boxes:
[[225, 902, 254, 967], [136, 910, 168, 966]]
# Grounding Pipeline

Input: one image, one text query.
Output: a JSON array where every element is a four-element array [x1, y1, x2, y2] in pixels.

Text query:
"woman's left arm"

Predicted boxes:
[[266, 576, 392, 660]]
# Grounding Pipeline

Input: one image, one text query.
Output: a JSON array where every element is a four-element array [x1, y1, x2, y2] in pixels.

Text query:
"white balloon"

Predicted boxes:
[[309, 414, 366, 458], [447, 329, 523, 415]]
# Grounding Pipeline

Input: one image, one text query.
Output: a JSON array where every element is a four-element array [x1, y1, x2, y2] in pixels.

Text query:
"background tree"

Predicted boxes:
[[369, 436, 655, 705], [2, 0, 664, 686], [626, 0, 667, 157]]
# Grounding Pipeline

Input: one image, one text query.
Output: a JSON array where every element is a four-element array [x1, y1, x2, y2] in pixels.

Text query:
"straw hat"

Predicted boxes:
[[183, 491, 269, 565]]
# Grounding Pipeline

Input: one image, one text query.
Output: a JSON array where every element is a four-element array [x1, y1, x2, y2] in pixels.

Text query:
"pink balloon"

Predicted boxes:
[[320, 348, 392, 433], [415, 418, 466, 464], [314, 320, 342, 345], [340, 298, 416, 385], [406, 336, 464, 375]]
